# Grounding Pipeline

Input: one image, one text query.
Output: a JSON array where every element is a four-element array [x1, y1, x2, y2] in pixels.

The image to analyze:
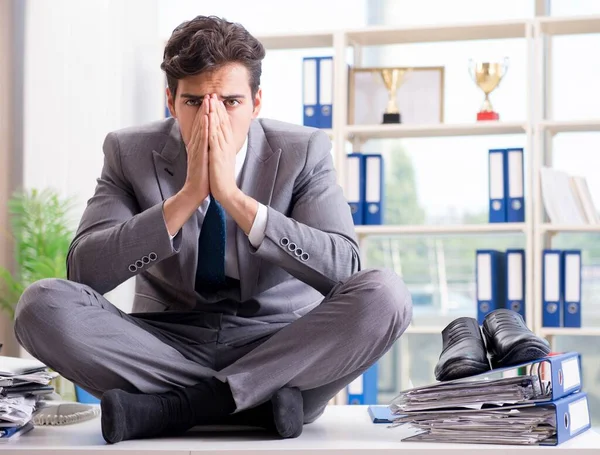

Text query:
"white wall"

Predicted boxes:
[[23, 0, 163, 310]]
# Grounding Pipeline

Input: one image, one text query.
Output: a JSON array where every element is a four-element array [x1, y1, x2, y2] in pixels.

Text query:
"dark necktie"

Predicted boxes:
[[195, 194, 226, 292]]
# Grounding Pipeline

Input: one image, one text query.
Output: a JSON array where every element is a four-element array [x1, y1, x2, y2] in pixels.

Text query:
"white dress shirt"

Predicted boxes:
[[165, 137, 268, 280]]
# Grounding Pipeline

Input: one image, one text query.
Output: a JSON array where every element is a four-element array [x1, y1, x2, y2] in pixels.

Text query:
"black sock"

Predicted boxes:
[[271, 387, 304, 438], [223, 387, 304, 439], [101, 377, 236, 444]]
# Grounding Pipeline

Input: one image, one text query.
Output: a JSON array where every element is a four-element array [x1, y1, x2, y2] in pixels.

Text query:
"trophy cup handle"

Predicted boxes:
[[502, 56, 510, 77], [468, 58, 476, 82]]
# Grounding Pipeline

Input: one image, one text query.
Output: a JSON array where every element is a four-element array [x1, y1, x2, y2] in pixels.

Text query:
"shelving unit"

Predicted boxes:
[[531, 14, 600, 344], [345, 122, 526, 140], [256, 12, 600, 402], [541, 224, 600, 234], [354, 223, 526, 237], [540, 119, 600, 135]]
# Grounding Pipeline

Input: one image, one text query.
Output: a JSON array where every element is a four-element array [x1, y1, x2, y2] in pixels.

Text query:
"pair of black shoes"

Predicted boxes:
[[434, 309, 551, 381]]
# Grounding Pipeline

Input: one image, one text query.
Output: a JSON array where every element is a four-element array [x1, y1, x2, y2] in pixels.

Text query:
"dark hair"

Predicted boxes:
[[161, 15, 265, 100]]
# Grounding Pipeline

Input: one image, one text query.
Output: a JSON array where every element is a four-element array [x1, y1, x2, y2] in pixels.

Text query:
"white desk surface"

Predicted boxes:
[[2, 405, 599, 454]]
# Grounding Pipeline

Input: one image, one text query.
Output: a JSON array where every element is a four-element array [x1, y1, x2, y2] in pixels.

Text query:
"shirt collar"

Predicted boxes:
[[235, 135, 248, 180]]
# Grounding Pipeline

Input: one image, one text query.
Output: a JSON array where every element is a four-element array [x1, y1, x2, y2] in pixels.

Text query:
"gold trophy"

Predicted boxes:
[[379, 68, 411, 124], [469, 58, 509, 121]]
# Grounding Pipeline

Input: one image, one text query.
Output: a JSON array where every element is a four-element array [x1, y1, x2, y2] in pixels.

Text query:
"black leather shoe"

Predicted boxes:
[[434, 317, 491, 381], [482, 309, 550, 368]]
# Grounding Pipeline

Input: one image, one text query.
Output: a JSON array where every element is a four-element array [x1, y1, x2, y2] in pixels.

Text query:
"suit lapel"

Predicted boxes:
[[237, 120, 282, 301], [152, 119, 200, 292]]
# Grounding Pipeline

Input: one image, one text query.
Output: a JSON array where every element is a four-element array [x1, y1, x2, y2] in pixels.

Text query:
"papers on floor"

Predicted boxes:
[[540, 167, 599, 225], [0, 356, 55, 441]]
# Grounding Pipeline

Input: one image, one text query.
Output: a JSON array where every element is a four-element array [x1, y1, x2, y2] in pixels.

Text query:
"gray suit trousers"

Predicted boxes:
[[14, 268, 411, 423]]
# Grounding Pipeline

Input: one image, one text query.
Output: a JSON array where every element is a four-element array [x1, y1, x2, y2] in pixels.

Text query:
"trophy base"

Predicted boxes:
[[382, 113, 401, 124], [477, 111, 500, 121]]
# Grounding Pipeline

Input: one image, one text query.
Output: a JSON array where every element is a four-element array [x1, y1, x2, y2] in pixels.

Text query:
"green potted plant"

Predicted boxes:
[[0, 188, 78, 401]]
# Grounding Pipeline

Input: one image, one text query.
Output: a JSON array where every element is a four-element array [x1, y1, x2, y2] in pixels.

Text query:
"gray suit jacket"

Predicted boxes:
[[67, 118, 361, 322]]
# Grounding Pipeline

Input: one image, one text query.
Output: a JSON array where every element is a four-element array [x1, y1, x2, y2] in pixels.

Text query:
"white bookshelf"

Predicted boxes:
[[404, 325, 446, 335], [538, 15, 600, 35], [344, 19, 528, 45], [256, 31, 335, 49], [540, 119, 600, 135], [532, 15, 600, 341], [539, 327, 600, 337], [257, 13, 600, 403], [541, 224, 600, 234], [345, 122, 526, 140], [355, 223, 526, 237]]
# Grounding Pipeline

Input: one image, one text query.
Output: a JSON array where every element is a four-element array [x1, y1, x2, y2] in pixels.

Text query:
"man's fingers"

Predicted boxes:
[[189, 95, 209, 149], [208, 110, 220, 153], [217, 99, 234, 144], [199, 112, 209, 151]]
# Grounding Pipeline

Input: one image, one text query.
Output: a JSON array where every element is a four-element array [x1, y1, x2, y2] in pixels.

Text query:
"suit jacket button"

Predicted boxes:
[[149, 252, 158, 261], [142, 256, 150, 264], [128, 264, 137, 272], [294, 248, 303, 257], [280, 237, 290, 247], [301, 252, 310, 261], [135, 259, 144, 268], [288, 242, 297, 252]]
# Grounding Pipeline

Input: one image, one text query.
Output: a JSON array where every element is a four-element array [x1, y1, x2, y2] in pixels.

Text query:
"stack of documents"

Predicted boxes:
[[0, 356, 56, 441], [540, 167, 599, 225], [391, 376, 544, 412], [395, 407, 557, 445], [389, 352, 591, 446]]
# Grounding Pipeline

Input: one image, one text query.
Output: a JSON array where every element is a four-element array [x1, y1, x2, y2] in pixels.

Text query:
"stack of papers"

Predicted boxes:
[[389, 375, 559, 445], [395, 407, 557, 445], [540, 167, 599, 225], [391, 376, 545, 412], [0, 356, 56, 441]]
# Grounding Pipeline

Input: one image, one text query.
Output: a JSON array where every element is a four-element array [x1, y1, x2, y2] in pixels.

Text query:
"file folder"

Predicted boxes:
[[397, 352, 582, 406], [476, 250, 506, 324], [400, 390, 590, 446], [561, 250, 582, 328], [506, 249, 526, 320], [488, 149, 507, 223], [506, 147, 525, 222], [542, 250, 562, 327], [539, 391, 590, 446], [363, 154, 384, 225], [346, 153, 365, 225], [318, 56, 333, 129], [302, 57, 319, 128], [368, 405, 395, 424], [392, 352, 587, 446], [347, 363, 378, 405]]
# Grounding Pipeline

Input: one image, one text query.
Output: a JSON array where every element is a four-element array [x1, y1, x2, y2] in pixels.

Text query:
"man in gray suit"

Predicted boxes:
[[14, 15, 412, 444]]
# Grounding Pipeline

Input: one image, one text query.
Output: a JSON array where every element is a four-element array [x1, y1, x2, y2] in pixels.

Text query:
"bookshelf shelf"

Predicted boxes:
[[255, 13, 600, 405], [345, 20, 528, 45], [405, 325, 444, 335], [355, 223, 526, 237], [541, 224, 600, 234], [539, 327, 600, 337], [540, 119, 600, 135], [255, 31, 335, 49], [345, 122, 526, 140], [538, 15, 600, 36]]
